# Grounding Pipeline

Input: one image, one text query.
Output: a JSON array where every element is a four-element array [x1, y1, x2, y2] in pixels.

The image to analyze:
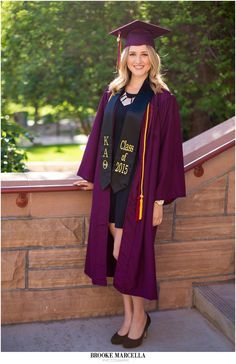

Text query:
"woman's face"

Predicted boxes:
[[127, 45, 151, 78]]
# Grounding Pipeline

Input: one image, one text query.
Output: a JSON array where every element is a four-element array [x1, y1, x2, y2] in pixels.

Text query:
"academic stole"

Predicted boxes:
[[99, 80, 154, 220]]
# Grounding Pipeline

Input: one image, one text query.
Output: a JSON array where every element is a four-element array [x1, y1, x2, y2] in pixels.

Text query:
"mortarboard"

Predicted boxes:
[[109, 20, 171, 70]]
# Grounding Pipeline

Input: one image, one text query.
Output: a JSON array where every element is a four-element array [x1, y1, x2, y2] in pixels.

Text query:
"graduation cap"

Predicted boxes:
[[109, 20, 171, 70]]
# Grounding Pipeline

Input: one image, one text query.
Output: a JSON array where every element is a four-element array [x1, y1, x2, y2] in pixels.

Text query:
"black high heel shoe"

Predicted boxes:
[[111, 331, 129, 345], [123, 312, 151, 349]]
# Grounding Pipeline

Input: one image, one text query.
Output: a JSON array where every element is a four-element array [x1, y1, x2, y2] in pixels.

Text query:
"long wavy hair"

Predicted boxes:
[[108, 45, 170, 95]]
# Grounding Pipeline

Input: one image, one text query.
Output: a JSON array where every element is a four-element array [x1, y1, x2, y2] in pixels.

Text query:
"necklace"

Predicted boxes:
[[120, 91, 137, 106]]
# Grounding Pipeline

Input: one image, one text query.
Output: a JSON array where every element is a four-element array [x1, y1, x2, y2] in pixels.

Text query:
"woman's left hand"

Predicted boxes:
[[152, 203, 163, 226]]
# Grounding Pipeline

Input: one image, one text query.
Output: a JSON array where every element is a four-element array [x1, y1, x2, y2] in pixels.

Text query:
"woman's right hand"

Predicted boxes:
[[73, 180, 94, 190]]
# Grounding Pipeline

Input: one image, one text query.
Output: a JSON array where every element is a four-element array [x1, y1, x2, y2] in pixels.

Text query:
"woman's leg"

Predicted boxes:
[[113, 227, 123, 259], [117, 294, 133, 335], [109, 223, 147, 339], [109, 224, 133, 334], [109, 222, 116, 238], [128, 296, 147, 339], [109, 223, 122, 260]]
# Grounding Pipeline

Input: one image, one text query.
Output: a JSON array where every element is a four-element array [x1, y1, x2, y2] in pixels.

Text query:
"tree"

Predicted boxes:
[[144, 1, 235, 138], [2, 1, 234, 141], [1, 118, 34, 172]]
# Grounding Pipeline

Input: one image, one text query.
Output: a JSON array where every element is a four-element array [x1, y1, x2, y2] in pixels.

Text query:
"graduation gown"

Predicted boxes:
[[76, 87, 186, 300]]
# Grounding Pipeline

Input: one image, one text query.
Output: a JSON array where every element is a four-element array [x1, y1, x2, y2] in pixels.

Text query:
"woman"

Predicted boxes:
[[74, 20, 186, 349]]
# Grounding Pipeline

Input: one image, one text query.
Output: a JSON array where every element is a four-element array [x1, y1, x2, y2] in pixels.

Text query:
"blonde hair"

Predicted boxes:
[[108, 45, 170, 95]]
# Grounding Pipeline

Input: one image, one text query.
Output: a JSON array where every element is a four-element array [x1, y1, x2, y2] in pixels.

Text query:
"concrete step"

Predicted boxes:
[[193, 281, 235, 343], [1, 308, 234, 352]]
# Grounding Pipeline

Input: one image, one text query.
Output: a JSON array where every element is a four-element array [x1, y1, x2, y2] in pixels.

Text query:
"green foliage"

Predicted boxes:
[[2, 0, 235, 145], [1, 118, 34, 172], [145, 1, 234, 136]]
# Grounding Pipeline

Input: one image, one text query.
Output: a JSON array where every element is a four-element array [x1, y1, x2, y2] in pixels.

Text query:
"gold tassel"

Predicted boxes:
[[139, 194, 144, 220]]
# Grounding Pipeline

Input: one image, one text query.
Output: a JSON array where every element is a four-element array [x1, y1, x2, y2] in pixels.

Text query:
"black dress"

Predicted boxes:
[[109, 92, 140, 228]]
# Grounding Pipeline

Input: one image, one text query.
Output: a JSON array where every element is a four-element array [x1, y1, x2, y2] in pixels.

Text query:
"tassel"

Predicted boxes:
[[136, 194, 144, 221], [116, 32, 122, 72]]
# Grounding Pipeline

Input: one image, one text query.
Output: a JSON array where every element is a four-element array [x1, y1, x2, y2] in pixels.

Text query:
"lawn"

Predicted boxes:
[[22, 144, 85, 162]]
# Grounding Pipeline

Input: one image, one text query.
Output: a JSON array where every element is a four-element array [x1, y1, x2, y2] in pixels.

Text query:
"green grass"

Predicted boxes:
[[22, 144, 84, 162]]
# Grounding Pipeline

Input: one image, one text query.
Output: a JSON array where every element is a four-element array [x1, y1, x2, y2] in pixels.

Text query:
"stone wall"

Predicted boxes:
[[1, 146, 235, 324]]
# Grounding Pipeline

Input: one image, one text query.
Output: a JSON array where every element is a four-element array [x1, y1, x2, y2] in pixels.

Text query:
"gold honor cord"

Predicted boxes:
[[136, 103, 150, 221]]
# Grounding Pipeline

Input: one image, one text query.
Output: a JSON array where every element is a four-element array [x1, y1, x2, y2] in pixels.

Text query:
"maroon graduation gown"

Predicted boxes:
[[76, 87, 186, 300]]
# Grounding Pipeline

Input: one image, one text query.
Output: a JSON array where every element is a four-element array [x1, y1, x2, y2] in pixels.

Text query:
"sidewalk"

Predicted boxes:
[[1, 308, 234, 352]]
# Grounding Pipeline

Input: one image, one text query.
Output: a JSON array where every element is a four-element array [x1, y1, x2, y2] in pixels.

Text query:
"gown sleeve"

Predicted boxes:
[[76, 88, 110, 183], [155, 94, 186, 205]]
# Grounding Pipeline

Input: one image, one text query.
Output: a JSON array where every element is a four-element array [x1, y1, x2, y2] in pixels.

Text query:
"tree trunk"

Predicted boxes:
[[33, 105, 40, 134]]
